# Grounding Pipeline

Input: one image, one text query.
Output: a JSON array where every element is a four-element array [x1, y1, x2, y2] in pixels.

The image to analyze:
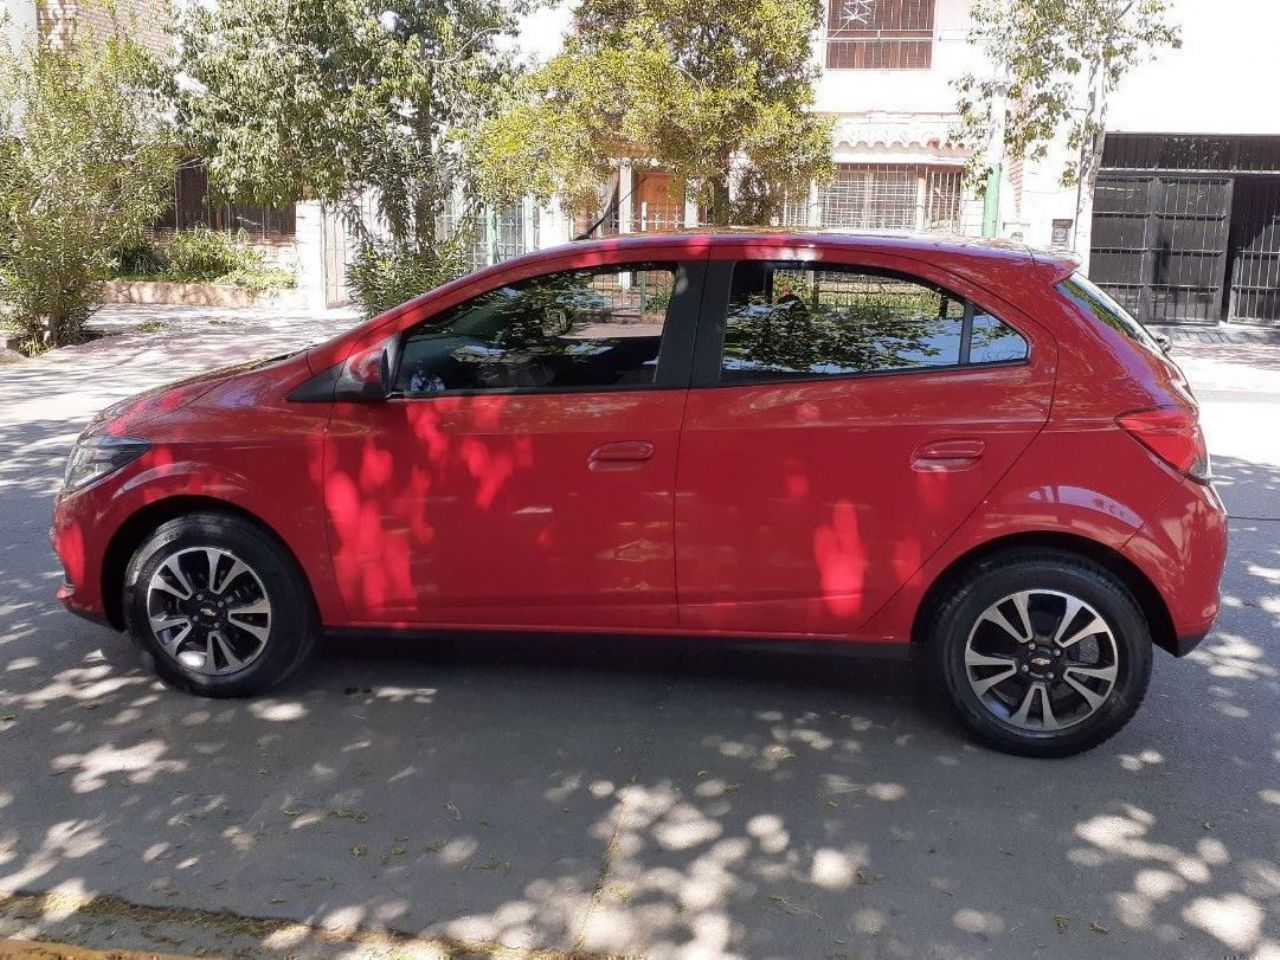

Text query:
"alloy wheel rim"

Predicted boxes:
[[964, 589, 1119, 733], [145, 547, 272, 676]]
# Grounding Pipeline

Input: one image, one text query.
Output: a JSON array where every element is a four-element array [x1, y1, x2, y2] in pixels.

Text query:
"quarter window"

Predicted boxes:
[[394, 264, 676, 395], [1059, 272, 1163, 355], [719, 262, 1027, 383]]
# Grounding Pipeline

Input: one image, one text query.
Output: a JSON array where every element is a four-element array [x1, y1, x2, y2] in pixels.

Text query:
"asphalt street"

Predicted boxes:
[[0, 310, 1276, 959]]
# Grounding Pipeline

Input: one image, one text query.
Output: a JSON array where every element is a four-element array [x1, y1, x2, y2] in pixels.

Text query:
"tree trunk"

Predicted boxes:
[[413, 189, 438, 254], [1073, 56, 1111, 255], [707, 175, 732, 227]]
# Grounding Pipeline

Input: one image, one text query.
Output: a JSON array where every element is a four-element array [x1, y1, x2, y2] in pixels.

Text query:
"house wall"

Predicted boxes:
[[2, 0, 39, 50], [814, 0, 980, 118], [809, 0, 1275, 270], [36, 0, 167, 52]]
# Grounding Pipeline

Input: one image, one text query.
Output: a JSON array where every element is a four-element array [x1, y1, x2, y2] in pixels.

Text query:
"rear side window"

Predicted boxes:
[[394, 263, 676, 395], [1059, 273, 1163, 354], [719, 261, 1027, 383]]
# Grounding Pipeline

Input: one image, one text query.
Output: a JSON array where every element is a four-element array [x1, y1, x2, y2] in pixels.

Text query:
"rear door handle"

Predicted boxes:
[[912, 438, 986, 470], [589, 440, 655, 471]]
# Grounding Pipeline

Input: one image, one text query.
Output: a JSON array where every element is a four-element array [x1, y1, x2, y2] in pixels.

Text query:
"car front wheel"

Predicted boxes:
[[933, 549, 1154, 758], [123, 512, 318, 697]]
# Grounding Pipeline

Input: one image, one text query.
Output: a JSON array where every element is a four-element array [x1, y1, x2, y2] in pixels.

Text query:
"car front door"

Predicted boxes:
[[323, 252, 704, 629], [674, 248, 1055, 637]]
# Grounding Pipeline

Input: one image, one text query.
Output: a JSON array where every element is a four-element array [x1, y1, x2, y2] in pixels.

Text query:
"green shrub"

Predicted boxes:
[[348, 236, 472, 319], [218, 264, 296, 295], [0, 34, 176, 350], [163, 227, 262, 279], [112, 237, 167, 276], [108, 227, 296, 293]]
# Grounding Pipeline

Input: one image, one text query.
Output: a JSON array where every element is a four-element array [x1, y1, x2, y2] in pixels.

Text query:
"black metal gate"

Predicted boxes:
[[1228, 176, 1280, 324], [1092, 133, 1280, 327], [1090, 174, 1232, 326]]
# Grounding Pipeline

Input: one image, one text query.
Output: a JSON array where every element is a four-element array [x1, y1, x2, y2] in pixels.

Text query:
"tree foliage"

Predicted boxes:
[[472, 0, 834, 227], [174, 0, 522, 250], [346, 234, 474, 318], [955, 0, 1180, 235], [0, 28, 176, 350]]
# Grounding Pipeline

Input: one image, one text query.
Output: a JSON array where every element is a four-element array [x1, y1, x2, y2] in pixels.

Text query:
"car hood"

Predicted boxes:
[[88, 353, 297, 437]]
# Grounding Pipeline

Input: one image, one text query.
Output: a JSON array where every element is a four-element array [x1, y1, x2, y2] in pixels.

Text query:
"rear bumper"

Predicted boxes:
[[1122, 476, 1228, 654], [1171, 630, 1210, 657]]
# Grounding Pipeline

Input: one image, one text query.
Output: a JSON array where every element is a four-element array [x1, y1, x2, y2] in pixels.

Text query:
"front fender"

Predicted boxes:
[[55, 448, 345, 630]]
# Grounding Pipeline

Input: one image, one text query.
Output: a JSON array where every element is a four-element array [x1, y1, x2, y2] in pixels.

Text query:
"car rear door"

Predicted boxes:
[[674, 244, 1056, 637], [323, 249, 705, 629]]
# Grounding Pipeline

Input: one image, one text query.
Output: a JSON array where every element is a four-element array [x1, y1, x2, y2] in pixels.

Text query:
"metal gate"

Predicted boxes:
[[1090, 175, 1233, 325], [320, 197, 542, 308], [1228, 176, 1280, 325]]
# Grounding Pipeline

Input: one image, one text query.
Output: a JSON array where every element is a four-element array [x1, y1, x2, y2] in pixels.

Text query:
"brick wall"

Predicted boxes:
[[38, 0, 169, 53]]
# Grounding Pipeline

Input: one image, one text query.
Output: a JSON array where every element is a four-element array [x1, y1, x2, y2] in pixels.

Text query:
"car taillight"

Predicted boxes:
[[1117, 406, 1210, 482]]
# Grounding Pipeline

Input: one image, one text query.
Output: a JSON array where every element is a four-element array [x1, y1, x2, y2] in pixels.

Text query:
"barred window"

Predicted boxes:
[[816, 164, 962, 234], [158, 160, 295, 238], [826, 0, 935, 70]]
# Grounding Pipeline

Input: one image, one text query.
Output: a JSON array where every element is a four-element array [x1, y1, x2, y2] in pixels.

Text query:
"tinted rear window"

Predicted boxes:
[[1058, 273, 1163, 354]]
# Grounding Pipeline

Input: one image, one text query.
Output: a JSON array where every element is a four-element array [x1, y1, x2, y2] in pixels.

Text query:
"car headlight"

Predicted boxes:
[[63, 435, 151, 493]]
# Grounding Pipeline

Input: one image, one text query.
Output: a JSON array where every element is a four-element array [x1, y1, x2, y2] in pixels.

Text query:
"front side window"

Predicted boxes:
[[826, 0, 935, 70], [394, 264, 676, 395], [719, 262, 1027, 383]]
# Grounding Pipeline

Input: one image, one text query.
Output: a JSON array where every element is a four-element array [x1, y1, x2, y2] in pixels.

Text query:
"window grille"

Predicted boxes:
[[814, 164, 963, 233], [826, 0, 935, 70], [158, 161, 295, 238]]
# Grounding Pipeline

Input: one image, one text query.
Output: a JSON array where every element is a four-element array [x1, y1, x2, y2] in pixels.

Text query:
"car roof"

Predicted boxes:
[[525, 229, 1079, 276], [350, 228, 1080, 353]]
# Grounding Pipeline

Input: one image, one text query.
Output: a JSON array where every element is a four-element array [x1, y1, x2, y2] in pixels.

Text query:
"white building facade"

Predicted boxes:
[[797, 0, 1280, 326]]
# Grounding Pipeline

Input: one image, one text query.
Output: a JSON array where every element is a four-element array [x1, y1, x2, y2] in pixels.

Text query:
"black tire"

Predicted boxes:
[[931, 548, 1153, 758], [123, 512, 318, 697]]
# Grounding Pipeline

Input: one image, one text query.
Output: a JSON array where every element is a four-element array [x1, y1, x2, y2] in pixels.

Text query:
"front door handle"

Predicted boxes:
[[912, 438, 986, 471], [589, 440, 655, 471]]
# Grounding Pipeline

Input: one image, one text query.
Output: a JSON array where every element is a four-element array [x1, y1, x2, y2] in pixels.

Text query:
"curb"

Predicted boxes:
[[0, 941, 194, 960], [1151, 324, 1280, 346]]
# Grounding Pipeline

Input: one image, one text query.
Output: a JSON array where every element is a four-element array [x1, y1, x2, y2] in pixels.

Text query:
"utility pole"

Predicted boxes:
[[982, 74, 1009, 238]]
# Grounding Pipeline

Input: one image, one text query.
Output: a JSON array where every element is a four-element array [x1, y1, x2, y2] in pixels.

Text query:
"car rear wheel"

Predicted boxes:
[[932, 549, 1153, 758], [123, 512, 318, 697]]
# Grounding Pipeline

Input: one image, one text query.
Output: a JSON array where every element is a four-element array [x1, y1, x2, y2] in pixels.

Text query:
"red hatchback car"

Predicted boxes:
[[52, 233, 1227, 756]]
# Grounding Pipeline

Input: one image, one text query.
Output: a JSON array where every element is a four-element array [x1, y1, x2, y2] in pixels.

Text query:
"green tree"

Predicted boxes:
[[174, 0, 520, 257], [955, 0, 1180, 247], [472, 0, 833, 228], [0, 30, 176, 350]]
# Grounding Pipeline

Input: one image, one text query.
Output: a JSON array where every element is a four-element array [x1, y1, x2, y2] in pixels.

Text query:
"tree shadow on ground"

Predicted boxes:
[[1, 331, 1278, 959]]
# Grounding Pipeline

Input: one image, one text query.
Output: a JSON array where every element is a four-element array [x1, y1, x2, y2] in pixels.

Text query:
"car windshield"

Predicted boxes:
[[1058, 272, 1164, 355]]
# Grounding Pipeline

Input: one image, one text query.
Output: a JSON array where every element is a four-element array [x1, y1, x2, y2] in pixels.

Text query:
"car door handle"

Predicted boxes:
[[588, 441, 655, 471], [912, 438, 986, 470]]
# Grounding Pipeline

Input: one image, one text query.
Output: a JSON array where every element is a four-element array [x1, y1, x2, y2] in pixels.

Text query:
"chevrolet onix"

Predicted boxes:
[[52, 233, 1227, 757]]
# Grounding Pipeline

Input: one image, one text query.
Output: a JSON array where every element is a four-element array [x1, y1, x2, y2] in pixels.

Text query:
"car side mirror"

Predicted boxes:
[[1155, 333, 1172, 354], [333, 338, 396, 402]]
